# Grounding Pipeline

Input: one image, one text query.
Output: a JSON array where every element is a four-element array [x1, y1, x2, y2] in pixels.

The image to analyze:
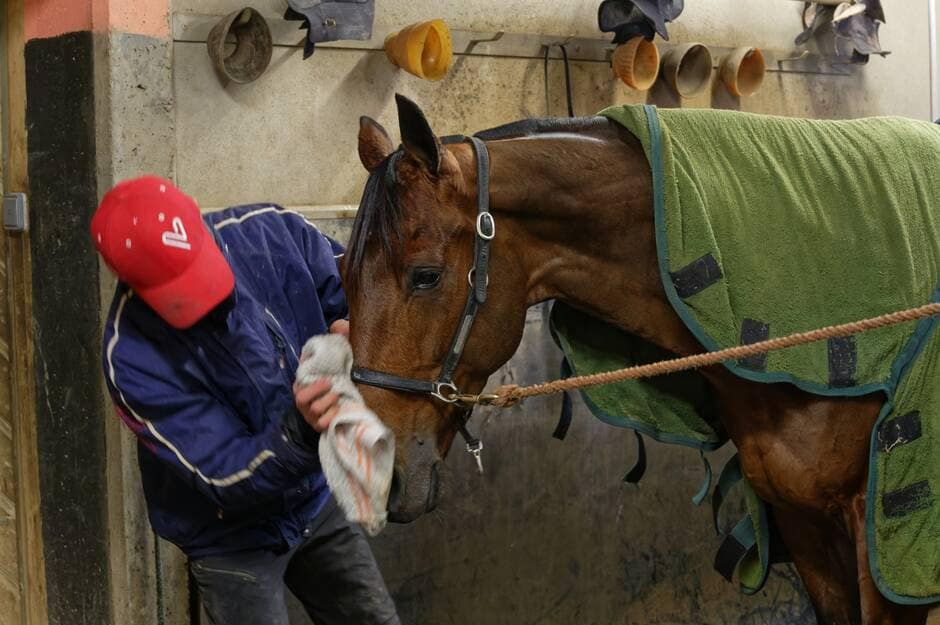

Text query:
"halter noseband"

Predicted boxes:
[[350, 136, 495, 473]]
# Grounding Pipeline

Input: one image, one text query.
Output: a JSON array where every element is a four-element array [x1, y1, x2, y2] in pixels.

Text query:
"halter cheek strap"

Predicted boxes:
[[351, 136, 494, 473]]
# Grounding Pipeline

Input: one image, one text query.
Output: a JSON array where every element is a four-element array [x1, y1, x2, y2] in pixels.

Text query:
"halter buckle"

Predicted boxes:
[[476, 211, 496, 240]]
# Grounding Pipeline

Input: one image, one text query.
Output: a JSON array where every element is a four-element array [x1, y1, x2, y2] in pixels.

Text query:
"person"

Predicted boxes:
[[92, 176, 400, 625]]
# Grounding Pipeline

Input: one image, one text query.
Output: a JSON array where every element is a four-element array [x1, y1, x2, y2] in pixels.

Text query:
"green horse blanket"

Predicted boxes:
[[554, 104, 940, 604]]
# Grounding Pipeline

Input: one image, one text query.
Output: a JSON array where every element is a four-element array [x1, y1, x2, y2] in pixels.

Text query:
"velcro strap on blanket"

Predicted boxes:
[[878, 411, 922, 452], [692, 451, 712, 506], [669, 253, 722, 299], [623, 430, 647, 484], [715, 515, 756, 583], [712, 454, 743, 534], [711, 454, 772, 594]]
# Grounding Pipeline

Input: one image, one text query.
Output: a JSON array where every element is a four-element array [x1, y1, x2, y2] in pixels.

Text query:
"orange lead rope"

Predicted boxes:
[[485, 301, 940, 408]]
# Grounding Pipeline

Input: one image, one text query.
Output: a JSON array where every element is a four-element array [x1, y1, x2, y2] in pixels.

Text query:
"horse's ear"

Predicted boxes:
[[358, 116, 394, 172], [395, 93, 441, 175]]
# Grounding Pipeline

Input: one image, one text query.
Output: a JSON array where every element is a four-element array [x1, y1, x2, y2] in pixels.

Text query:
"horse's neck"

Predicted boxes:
[[488, 128, 701, 356]]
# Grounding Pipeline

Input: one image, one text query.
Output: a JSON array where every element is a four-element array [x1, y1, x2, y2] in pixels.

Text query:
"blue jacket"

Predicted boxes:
[[102, 204, 347, 558]]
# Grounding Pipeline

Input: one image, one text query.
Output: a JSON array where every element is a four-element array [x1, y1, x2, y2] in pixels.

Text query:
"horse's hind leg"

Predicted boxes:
[[768, 490, 929, 625], [846, 494, 929, 625], [773, 504, 861, 624]]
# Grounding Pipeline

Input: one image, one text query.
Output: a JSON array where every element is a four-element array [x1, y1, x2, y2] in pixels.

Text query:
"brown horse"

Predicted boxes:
[[342, 95, 934, 625]]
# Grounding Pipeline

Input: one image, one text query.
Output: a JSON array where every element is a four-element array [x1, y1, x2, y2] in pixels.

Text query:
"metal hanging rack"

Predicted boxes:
[[173, 13, 862, 77]]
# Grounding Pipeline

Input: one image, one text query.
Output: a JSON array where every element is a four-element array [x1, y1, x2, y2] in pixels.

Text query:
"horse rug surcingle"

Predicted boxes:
[[552, 104, 940, 604]]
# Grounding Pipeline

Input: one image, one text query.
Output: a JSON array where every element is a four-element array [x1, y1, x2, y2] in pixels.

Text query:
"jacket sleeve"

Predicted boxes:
[[106, 344, 320, 511], [286, 213, 348, 326]]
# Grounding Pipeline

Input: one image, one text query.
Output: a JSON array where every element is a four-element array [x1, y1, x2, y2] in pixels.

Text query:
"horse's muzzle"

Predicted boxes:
[[386, 440, 442, 523]]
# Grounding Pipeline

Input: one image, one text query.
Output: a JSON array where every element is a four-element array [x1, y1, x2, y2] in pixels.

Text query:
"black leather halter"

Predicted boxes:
[[350, 136, 495, 472]]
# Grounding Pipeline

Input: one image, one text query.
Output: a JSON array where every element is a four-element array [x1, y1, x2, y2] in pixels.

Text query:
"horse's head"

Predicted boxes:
[[344, 95, 531, 522]]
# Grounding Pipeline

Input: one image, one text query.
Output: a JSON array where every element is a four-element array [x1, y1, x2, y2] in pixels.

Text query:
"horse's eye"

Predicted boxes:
[[410, 267, 442, 290]]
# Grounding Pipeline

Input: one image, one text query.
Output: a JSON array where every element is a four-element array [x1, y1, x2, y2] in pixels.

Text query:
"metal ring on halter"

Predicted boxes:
[[476, 212, 496, 240], [431, 382, 460, 403], [467, 267, 491, 288]]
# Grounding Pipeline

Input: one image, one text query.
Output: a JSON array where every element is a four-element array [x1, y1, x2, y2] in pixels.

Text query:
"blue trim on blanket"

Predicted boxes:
[[865, 284, 940, 605]]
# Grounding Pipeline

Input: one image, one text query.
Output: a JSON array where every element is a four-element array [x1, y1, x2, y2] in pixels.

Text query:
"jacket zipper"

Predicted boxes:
[[264, 309, 299, 365], [263, 308, 298, 387]]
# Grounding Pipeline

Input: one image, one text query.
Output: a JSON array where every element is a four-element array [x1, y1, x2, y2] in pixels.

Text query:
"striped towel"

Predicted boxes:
[[296, 334, 394, 536]]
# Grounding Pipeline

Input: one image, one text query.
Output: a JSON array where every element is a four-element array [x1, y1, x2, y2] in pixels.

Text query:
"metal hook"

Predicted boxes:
[[467, 439, 484, 474]]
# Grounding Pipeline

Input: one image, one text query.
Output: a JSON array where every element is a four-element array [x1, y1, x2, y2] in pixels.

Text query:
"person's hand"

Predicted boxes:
[[293, 321, 347, 433], [294, 379, 339, 432]]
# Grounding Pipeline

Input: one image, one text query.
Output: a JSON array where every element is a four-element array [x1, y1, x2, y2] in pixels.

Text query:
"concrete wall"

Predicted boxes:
[[96, 0, 934, 623], [93, 13, 189, 625], [98, 29, 190, 625]]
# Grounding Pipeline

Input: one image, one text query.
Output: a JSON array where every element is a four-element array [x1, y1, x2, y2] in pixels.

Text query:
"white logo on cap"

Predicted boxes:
[[161, 217, 192, 251]]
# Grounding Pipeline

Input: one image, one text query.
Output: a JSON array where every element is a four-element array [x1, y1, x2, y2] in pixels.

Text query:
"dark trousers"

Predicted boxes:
[[190, 499, 399, 625]]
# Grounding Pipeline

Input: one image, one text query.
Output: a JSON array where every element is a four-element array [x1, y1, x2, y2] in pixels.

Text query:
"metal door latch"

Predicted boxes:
[[3, 193, 28, 232]]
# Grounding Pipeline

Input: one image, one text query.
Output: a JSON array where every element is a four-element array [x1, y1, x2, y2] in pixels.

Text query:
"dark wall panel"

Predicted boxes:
[[25, 30, 111, 625]]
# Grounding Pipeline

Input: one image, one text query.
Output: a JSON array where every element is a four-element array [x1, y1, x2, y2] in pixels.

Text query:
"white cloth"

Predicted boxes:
[[295, 334, 394, 536]]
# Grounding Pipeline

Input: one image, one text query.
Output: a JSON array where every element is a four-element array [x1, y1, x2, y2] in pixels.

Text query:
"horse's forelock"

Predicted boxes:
[[346, 154, 404, 291]]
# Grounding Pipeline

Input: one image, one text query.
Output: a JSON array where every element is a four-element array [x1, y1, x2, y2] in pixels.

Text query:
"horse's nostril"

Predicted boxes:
[[387, 469, 402, 514], [426, 462, 441, 513]]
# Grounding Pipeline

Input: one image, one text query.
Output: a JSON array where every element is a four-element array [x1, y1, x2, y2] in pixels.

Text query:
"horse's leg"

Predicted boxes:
[[772, 495, 929, 625], [717, 375, 930, 625], [772, 503, 860, 624], [712, 377, 888, 625], [845, 493, 930, 625]]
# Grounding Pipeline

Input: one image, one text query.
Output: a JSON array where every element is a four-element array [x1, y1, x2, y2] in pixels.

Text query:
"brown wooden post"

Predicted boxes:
[[2, 0, 50, 623]]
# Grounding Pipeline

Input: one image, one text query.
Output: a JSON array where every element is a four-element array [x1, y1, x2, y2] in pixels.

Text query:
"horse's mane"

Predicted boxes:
[[472, 116, 608, 141], [345, 116, 610, 287]]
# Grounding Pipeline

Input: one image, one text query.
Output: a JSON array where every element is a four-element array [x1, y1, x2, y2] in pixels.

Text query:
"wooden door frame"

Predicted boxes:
[[2, 0, 49, 623]]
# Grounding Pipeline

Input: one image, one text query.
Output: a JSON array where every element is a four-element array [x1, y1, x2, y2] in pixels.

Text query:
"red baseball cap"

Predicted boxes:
[[91, 176, 235, 329]]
